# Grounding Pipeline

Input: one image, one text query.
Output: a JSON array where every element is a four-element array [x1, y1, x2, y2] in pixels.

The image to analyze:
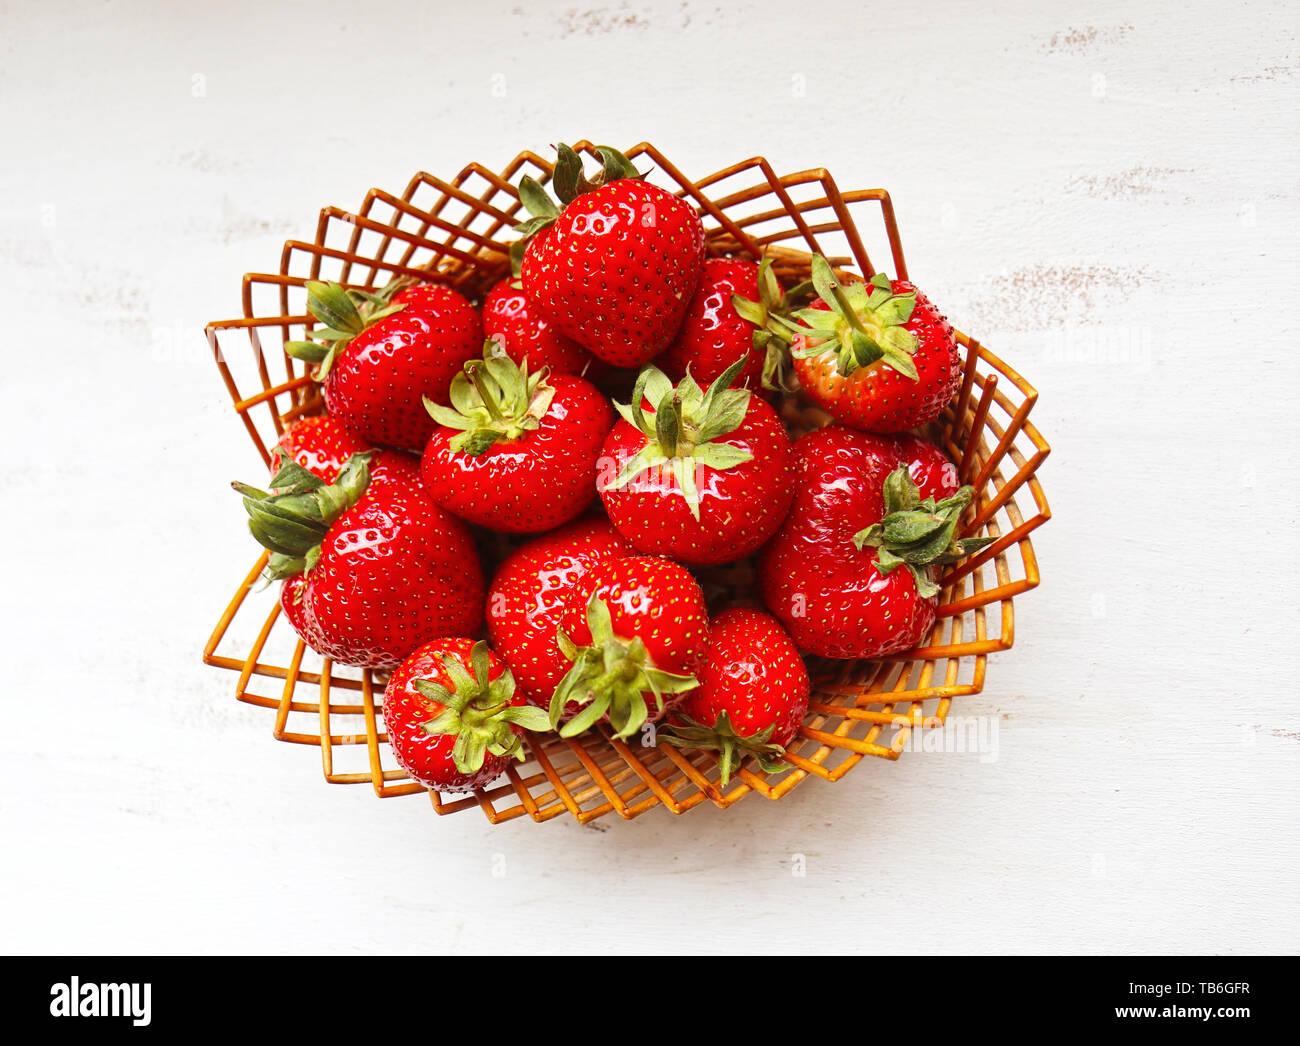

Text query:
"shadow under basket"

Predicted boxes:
[[202, 143, 1052, 825]]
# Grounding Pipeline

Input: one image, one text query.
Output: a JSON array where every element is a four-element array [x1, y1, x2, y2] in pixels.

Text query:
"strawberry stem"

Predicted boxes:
[[604, 359, 755, 520], [414, 641, 551, 775], [232, 452, 374, 581], [852, 467, 995, 598], [550, 596, 698, 741], [660, 711, 790, 787]]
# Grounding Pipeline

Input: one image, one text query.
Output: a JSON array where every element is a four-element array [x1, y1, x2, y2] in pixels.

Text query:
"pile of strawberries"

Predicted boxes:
[[232, 145, 990, 794]]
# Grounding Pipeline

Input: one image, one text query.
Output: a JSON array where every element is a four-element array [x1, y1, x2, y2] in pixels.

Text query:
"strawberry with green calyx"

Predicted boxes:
[[663, 609, 810, 787], [420, 342, 613, 533], [283, 279, 407, 380], [852, 466, 992, 600], [233, 451, 484, 669], [424, 341, 557, 455], [486, 517, 634, 707], [661, 257, 806, 392], [514, 143, 705, 369], [597, 357, 796, 565], [779, 255, 961, 434], [550, 556, 710, 740], [233, 452, 374, 580], [384, 639, 553, 793], [285, 278, 482, 451], [759, 426, 984, 659]]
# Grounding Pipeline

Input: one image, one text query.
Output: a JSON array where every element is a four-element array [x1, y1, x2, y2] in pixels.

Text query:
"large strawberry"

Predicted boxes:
[[515, 144, 705, 368], [271, 414, 372, 484], [597, 359, 796, 565], [233, 451, 483, 669], [659, 257, 802, 391], [482, 277, 598, 377], [758, 427, 989, 659], [779, 256, 961, 434], [663, 608, 810, 786], [486, 517, 633, 706], [420, 342, 612, 532], [285, 279, 482, 451], [550, 556, 710, 739], [384, 638, 552, 793]]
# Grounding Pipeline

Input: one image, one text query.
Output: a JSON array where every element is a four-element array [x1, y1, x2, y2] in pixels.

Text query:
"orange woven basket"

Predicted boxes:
[[202, 143, 1051, 825]]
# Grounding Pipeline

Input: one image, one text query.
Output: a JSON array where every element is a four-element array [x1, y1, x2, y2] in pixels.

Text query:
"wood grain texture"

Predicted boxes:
[[1, 0, 1296, 954]]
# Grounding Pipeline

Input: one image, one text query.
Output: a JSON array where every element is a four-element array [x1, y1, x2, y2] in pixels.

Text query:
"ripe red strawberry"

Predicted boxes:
[[659, 257, 802, 391], [787, 429, 959, 504], [597, 359, 796, 565], [663, 608, 810, 785], [285, 279, 482, 451], [758, 426, 989, 659], [233, 451, 484, 669], [782, 256, 961, 434], [384, 638, 552, 793], [486, 517, 633, 707], [271, 414, 371, 483], [515, 144, 705, 368], [420, 343, 613, 532], [893, 432, 961, 501], [482, 277, 599, 377], [550, 556, 710, 739]]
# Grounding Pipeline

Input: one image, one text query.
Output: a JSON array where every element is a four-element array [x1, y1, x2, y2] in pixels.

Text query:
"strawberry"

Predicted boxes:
[[271, 414, 371, 484], [285, 279, 482, 451], [597, 359, 796, 565], [893, 432, 962, 501], [515, 144, 705, 368], [758, 426, 990, 659], [663, 608, 810, 785], [486, 517, 633, 707], [233, 451, 484, 669], [482, 277, 599, 377], [383, 638, 552, 793], [550, 556, 710, 739], [659, 257, 802, 391], [420, 342, 613, 532], [780, 256, 961, 434], [787, 428, 960, 503]]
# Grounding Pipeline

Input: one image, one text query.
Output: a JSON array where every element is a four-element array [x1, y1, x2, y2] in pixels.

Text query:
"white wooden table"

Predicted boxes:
[[2, 0, 1296, 954]]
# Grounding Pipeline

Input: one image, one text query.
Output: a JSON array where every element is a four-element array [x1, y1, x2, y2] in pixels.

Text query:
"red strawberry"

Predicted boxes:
[[271, 414, 371, 484], [486, 517, 633, 706], [234, 451, 484, 669], [515, 144, 705, 368], [279, 571, 313, 643], [383, 638, 552, 793], [482, 278, 599, 377], [758, 426, 989, 659], [663, 608, 810, 785], [285, 279, 482, 451], [782, 256, 961, 434], [271, 419, 423, 495], [420, 343, 613, 532], [550, 556, 710, 739], [893, 432, 961, 501], [597, 359, 796, 565], [659, 257, 801, 391], [783, 429, 960, 504]]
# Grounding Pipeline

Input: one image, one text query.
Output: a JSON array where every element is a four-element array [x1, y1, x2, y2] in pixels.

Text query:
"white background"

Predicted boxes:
[[2, 0, 1297, 954]]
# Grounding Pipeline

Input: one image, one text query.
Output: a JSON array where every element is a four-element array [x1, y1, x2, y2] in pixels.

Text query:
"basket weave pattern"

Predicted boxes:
[[202, 144, 1051, 824]]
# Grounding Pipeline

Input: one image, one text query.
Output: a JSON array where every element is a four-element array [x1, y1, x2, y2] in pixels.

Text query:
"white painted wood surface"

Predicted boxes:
[[2, 0, 1297, 955]]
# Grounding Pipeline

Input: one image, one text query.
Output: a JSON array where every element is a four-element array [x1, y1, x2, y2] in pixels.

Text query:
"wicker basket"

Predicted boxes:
[[202, 143, 1051, 825]]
